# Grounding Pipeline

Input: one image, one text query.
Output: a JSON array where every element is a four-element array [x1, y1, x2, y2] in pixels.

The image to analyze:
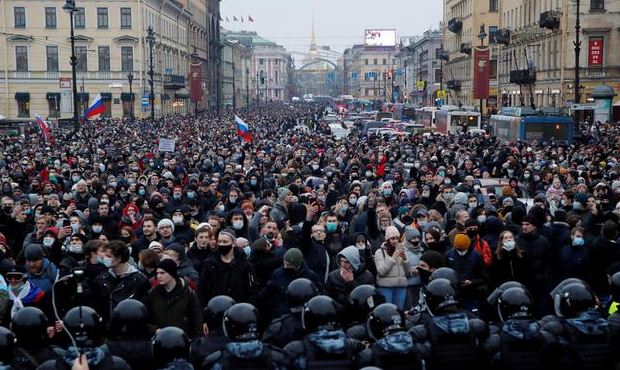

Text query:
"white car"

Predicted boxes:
[[328, 123, 349, 139]]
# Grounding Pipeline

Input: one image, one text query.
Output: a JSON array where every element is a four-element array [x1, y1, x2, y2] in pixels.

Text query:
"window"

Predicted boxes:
[[98, 46, 110, 72], [489, 0, 499, 12], [45, 7, 57, 28], [14, 7, 26, 28], [434, 68, 442, 84], [75, 7, 86, 28], [590, 0, 604, 10], [75, 46, 87, 72], [120, 8, 132, 29], [17, 98, 30, 118], [490, 59, 497, 79], [121, 46, 133, 71], [275, 70, 279, 84], [15, 46, 28, 71], [373, 59, 378, 65], [46, 46, 59, 72], [259, 58, 264, 65], [365, 59, 368, 65], [382, 59, 387, 65], [97, 8, 108, 28], [274, 59, 279, 65], [489, 26, 499, 44], [48, 94, 60, 118]]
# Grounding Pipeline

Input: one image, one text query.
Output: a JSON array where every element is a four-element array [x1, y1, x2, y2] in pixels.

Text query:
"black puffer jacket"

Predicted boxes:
[[93, 264, 150, 321]]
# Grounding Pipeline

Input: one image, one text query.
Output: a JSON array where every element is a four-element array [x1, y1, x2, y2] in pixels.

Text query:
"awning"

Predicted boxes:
[[100, 92, 112, 100], [174, 92, 189, 99], [14, 92, 30, 100], [120, 92, 135, 101], [76, 93, 89, 101], [46, 92, 61, 100]]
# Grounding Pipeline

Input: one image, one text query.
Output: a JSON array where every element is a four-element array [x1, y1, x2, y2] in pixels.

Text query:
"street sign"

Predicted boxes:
[[59, 78, 72, 89], [142, 95, 149, 107], [436, 90, 447, 99]]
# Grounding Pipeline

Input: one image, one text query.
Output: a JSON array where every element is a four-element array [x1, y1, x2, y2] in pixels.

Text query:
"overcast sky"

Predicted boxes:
[[220, 0, 442, 56]]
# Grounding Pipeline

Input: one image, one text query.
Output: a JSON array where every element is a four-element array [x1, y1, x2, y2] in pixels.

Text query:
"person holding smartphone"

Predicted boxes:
[[374, 226, 411, 310]]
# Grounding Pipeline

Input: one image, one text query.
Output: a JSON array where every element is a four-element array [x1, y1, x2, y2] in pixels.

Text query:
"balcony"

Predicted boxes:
[[447, 80, 461, 91], [163, 74, 186, 90], [496, 29, 511, 46], [448, 18, 463, 33], [509, 70, 537, 84], [539, 11, 560, 30], [460, 42, 472, 55], [437, 49, 450, 61]]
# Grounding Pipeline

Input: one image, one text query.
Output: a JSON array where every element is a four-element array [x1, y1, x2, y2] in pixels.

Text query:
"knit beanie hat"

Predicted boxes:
[[385, 226, 400, 240], [453, 233, 471, 250], [157, 258, 178, 278], [404, 226, 421, 241], [283, 248, 303, 269], [157, 218, 175, 233], [277, 187, 292, 202]]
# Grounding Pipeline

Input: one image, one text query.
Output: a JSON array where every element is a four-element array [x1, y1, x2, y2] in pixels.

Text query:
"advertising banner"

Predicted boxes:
[[473, 47, 490, 99], [588, 37, 603, 67], [189, 62, 203, 103]]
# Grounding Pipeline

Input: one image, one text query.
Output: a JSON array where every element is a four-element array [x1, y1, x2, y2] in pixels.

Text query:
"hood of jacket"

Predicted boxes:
[[376, 332, 414, 353], [502, 320, 542, 340], [432, 312, 470, 335], [566, 311, 608, 335], [307, 329, 347, 354], [337, 246, 361, 272], [225, 340, 264, 359]]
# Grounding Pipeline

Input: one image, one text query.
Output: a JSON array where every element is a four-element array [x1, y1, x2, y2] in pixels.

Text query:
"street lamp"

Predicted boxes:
[[477, 24, 487, 114], [246, 67, 250, 108], [63, 0, 78, 132], [127, 73, 134, 120], [145, 26, 155, 120], [191, 47, 199, 115]]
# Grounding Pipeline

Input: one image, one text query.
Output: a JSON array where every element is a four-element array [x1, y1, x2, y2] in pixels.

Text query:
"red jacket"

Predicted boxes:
[[472, 237, 493, 268]]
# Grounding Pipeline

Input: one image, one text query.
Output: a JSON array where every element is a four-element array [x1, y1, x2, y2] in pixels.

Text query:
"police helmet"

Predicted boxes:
[[497, 286, 534, 322], [348, 284, 386, 319], [63, 306, 104, 344], [610, 271, 620, 302], [302, 295, 340, 332], [367, 303, 406, 340], [487, 281, 527, 305], [152, 326, 190, 367], [11, 306, 48, 346], [204, 295, 236, 330], [0, 327, 15, 363], [222, 303, 260, 341], [287, 278, 319, 312], [110, 299, 149, 338], [552, 280, 597, 318], [423, 278, 458, 313], [429, 267, 459, 289]]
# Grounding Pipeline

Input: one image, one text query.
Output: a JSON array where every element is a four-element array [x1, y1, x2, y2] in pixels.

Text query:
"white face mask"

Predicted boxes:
[[68, 243, 83, 254], [502, 240, 516, 251], [92, 225, 103, 233], [232, 220, 244, 230], [477, 215, 487, 224], [172, 216, 184, 225], [43, 237, 55, 247], [456, 249, 468, 256]]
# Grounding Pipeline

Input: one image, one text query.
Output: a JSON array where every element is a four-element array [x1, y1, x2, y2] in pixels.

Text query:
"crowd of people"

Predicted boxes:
[[0, 101, 620, 369]]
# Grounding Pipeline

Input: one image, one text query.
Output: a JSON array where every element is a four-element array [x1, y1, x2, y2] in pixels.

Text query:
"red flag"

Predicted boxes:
[[248, 15, 254, 22], [473, 47, 490, 99], [233, 16, 238, 21]]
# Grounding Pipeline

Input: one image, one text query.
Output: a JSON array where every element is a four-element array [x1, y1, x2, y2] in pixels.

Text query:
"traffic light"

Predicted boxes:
[[387, 69, 393, 79]]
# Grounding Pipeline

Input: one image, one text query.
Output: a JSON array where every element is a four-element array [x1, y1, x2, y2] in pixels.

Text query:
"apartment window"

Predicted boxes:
[[275, 70, 279, 84], [274, 59, 279, 65], [489, 0, 499, 12], [45, 7, 57, 28], [46, 46, 59, 72], [373, 59, 378, 65], [121, 46, 133, 72], [365, 59, 368, 65], [590, 0, 605, 10], [75, 46, 87, 72], [15, 46, 28, 71], [98, 46, 110, 72], [434, 69, 442, 84], [97, 8, 108, 28], [382, 59, 387, 65], [75, 7, 86, 28], [259, 59, 264, 65], [14, 7, 26, 28], [489, 26, 498, 44], [17, 97, 30, 117], [120, 8, 132, 29]]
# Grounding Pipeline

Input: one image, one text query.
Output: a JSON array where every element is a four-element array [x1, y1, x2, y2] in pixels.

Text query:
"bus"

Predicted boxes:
[[415, 107, 439, 129], [490, 106, 574, 144], [402, 107, 416, 122], [435, 106, 481, 134]]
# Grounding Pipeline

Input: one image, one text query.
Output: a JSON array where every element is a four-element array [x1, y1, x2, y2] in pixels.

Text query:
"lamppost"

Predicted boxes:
[[574, 0, 581, 106], [246, 67, 250, 108], [145, 26, 155, 120], [232, 57, 236, 113], [63, 0, 78, 132], [256, 71, 259, 105], [127, 72, 134, 120], [478, 24, 487, 115], [191, 47, 199, 114]]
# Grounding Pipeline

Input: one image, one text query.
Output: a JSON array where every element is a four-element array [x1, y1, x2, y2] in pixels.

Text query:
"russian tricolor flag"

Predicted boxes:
[[83, 93, 105, 119], [35, 114, 54, 145], [235, 115, 252, 142]]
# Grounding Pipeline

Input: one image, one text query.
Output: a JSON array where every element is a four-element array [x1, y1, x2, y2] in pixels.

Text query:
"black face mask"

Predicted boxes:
[[426, 241, 438, 250], [218, 244, 233, 255], [467, 230, 478, 238], [2, 206, 12, 215], [417, 267, 432, 285]]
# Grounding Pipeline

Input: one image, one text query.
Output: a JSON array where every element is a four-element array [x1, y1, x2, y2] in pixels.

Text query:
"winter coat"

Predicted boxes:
[[326, 246, 374, 305], [144, 278, 202, 338], [374, 243, 410, 288], [93, 264, 150, 321], [299, 220, 331, 284], [249, 249, 282, 289], [26, 258, 58, 293], [198, 250, 255, 306]]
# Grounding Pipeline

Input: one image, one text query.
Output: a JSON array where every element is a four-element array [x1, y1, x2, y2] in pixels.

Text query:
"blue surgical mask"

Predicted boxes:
[[573, 237, 585, 246], [573, 201, 581, 210], [243, 245, 252, 258], [187, 191, 196, 199], [138, 189, 146, 196], [383, 189, 392, 197], [250, 179, 258, 186], [326, 222, 338, 233]]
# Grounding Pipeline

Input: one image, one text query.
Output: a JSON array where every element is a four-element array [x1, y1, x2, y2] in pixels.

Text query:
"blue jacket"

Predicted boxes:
[[27, 258, 58, 293]]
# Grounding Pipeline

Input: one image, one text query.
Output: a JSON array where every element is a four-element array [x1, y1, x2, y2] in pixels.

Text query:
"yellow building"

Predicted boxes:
[[342, 44, 399, 101], [0, 0, 209, 120], [443, 0, 500, 111]]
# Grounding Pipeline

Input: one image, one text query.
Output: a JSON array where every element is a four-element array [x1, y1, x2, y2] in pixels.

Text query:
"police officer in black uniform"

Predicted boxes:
[[413, 278, 489, 370], [408, 268, 460, 326], [541, 279, 614, 370], [10, 307, 63, 370], [37, 306, 130, 370], [283, 295, 365, 370], [356, 303, 426, 370], [485, 285, 555, 370], [107, 299, 155, 370], [152, 327, 194, 370], [263, 278, 319, 348], [202, 303, 289, 370], [0, 326, 17, 370], [344, 284, 385, 341], [190, 295, 235, 368]]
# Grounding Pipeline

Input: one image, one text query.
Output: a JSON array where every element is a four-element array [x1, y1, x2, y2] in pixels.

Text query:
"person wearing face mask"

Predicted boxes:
[[23, 244, 58, 294], [170, 207, 194, 246], [464, 219, 493, 268], [445, 233, 487, 313], [374, 226, 410, 310], [56, 233, 88, 278], [557, 226, 592, 284], [118, 203, 143, 232], [402, 227, 424, 308], [417, 185, 435, 209], [224, 189, 241, 213], [490, 231, 528, 289], [164, 186, 185, 217], [5, 266, 46, 320], [198, 229, 255, 307], [248, 238, 281, 292], [325, 246, 374, 306], [226, 210, 249, 240]]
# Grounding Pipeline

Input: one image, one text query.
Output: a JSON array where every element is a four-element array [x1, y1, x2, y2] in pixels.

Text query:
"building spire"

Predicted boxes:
[[310, 12, 317, 52]]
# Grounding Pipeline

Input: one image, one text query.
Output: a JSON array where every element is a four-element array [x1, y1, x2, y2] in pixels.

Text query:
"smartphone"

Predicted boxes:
[[62, 219, 70, 227]]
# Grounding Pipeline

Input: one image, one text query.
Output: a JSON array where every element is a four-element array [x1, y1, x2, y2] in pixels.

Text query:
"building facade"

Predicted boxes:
[[497, 0, 620, 110], [220, 38, 252, 109], [443, 0, 500, 111], [206, 0, 221, 113], [342, 45, 399, 101], [0, 0, 211, 120], [397, 29, 443, 106]]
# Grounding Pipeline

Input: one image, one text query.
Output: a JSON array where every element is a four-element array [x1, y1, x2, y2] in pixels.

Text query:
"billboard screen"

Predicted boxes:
[[365, 29, 396, 47]]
